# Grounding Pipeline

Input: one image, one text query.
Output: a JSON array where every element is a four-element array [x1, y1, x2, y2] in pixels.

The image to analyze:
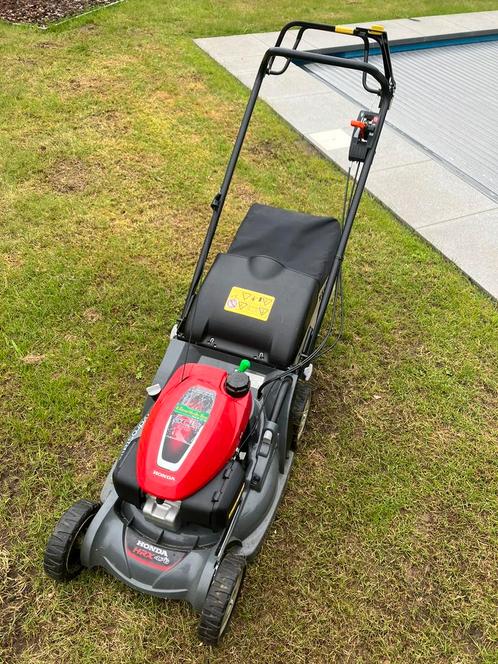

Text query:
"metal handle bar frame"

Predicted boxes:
[[178, 29, 394, 342], [268, 21, 395, 92]]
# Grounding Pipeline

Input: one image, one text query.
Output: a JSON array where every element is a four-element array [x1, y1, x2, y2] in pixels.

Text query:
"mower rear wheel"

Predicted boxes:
[[198, 551, 246, 645], [44, 499, 99, 581], [290, 381, 312, 449]]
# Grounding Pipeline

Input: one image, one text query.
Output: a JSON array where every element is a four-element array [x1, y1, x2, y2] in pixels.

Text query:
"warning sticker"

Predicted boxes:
[[224, 286, 275, 322]]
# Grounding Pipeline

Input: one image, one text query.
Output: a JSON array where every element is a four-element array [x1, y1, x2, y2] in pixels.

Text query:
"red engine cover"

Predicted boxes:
[[136, 363, 252, 501]]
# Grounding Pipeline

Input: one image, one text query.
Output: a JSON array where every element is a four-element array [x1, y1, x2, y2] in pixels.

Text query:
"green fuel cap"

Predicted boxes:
[[238, 359, 251, 373]]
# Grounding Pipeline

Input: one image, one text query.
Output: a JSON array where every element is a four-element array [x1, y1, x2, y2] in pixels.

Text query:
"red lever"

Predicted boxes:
[[351, 120, 367, 130]]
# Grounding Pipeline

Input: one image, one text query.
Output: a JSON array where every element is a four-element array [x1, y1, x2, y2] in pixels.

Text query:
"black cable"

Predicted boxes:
[[257, 266, 344, 398], [341, 164, 352, 230], [348, 162, 361, 209], [240, 378, 279, 449]]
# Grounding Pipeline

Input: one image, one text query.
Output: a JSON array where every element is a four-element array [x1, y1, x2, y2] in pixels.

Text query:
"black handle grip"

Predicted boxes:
[[261, 46, 391, 98]]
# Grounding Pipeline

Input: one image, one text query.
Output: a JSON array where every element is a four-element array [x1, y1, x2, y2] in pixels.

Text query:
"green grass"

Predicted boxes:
[[1, 1, 497, 662]]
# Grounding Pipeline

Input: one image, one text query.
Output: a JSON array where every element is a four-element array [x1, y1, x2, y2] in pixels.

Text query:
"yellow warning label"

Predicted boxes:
[[224, 286, 275, 322]]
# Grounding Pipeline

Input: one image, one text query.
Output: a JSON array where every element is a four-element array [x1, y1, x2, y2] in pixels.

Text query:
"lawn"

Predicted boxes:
[[1, 1, 497, 662]]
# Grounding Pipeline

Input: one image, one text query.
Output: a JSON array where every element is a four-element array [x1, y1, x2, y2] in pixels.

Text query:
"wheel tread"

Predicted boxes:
[[290, 381, 312, 449], [198, 552, 246, 645], [44, 499, 99, 581]]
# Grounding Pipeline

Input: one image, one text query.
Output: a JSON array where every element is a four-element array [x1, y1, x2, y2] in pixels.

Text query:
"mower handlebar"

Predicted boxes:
[[267, 20, 395, 100], [260, 46, 392, 99]]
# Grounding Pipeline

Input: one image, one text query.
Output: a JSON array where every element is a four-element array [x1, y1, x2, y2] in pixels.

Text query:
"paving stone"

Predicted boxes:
[[251, 30, 316, 50], [374, 19, 432, 40], [367, 160, 496, 228], [215, 53, 263, 75], [266, 92, 358, 135], [419, 209, 498, 299], [309, 128, 352, 151], [237, 64, 329, 99], [371, 127, 431, 171], [391, 15, 470, 37], [195, 35, 266, 61], [437, 10, 498, 31]]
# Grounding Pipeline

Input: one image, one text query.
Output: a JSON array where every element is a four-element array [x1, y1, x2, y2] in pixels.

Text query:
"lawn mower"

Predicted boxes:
[[44, 21, 395, 644]]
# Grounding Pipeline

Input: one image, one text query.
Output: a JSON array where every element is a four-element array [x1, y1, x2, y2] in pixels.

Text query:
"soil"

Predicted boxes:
[[0, 0, 119, 26]]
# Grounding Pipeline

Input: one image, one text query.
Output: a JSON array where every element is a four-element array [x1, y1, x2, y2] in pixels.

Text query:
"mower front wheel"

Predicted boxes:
[[198, 551, 246, 645], [44, 499, 100, 581]]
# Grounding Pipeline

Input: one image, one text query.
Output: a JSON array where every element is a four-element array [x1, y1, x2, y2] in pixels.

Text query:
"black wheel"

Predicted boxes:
[[44, 499, 99, 581], [198, 552, 246, 645], [290, 381, 312, 449]]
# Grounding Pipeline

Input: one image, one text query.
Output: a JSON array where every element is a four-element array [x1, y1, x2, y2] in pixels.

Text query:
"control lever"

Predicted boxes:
[[349, 110, 379, 162]]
